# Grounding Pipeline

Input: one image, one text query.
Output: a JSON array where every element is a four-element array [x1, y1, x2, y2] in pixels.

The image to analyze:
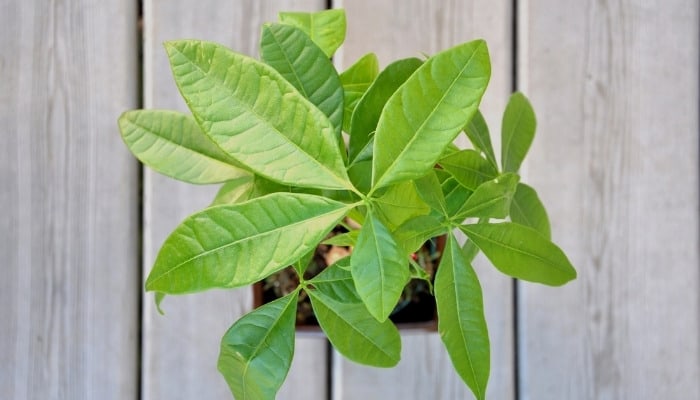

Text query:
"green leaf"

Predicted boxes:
[[510, 183, 551, 239], [501, 92, 536, 173], [218, 291, 298, 400], [309, 257, 361, 303], [118, 110, 249, 184], [348, 159, 373, 194], [164, 40, 352, 191], [348, 57, 423, 161], [321, 230, 359, 247], [278, 9, 346, 57], [308, 289, 401, 367], [351, 210, 410, 321], [372, 40, 491, 191], [414, 171, 448, 216], [211, 175, 288, 206], [340, 53, 379, 132], [393, 214, 447, 255], [145, 193, 350, 294], [460, 222, 576, 285], [374, 181, 430, 230], [464, 109, 498, 170], [452, 173, 519, 221], [154, 292, 166, 315], [292, 248, 316, 277], [435, 234, 490, 400], [261, 23, 344, 139], [437, 170, 474, 217], [440, 149, 498, 191]]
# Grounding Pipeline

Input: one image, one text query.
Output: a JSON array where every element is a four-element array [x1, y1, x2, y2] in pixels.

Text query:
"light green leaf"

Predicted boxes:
[[436, 170, 473, 218], [452, 173, 519, 221], [460, 222, 576, 285], [372, 40, 491, 191], [340, 53, 379, 133], [348, 57, 423, 161], [218, 291, 298, 400], [154, 292, 166, 315], [436, 234, 490, 400], [145, 193, 350, 294], [393, 214, 447, 255], [118, 110, 249, 184], [465, 109, 498, 170], [211, 175, 288, 206], [261, 23, 344, 139], [164, 40, 352, 191], [414, 171, 448, 216], [279, 9, 346, 57], [440, 149, 498, 191], [309, 257, 362, 303], [308, 289, 401, 367], [510, 183, 551, 239], [351, 210, 410, 321], [322, 230, 359, 247], [348, 159, 373, 194], [501, 92, 536, 173], [374, 181, 430, 230]]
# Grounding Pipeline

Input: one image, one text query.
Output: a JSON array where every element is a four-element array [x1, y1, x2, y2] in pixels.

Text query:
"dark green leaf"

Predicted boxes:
[[464, 109, 498, 170], [278, 9, 346, 57], [501, 92, 536, 173], [510, 183, 551, 239], [339, 53, 379, 133]]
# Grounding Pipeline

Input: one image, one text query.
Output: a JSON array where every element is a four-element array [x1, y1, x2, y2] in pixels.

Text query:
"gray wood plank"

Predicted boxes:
[[333, 1, 514, 399], [0, 1, 140, 399], [141, 1, 327, 399], [517, 1, 700, 399]]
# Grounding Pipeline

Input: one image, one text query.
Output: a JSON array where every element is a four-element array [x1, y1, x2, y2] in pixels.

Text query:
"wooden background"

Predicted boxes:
[[2, 0, 698, 399]]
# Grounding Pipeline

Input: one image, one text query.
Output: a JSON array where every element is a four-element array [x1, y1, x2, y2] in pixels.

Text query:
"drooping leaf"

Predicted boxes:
[[308, 289, 401, 367], [348, 57, 423, 161], [372, 40, 491, 191], [451, 173, 519, 221], [145, 193, 350, 294], [261, 23, 344, 139], [510, 183, 551, 239], [278, 9, 346, 57], [374, 181, 430, 230], [351, 210, 410, 322], [464, 109, 498, 170], [218, 292, 298, 400], [309, 257, 361, 303], [211, 175, 288, 206], [118, 110, 249, 184], [460, 222, 576, 286], [435, 234, 490, 400], [501, 92, 536, 173], [440, 149, 498, 191], [339, 53, 379, 132], [164, 40, 352, 191]]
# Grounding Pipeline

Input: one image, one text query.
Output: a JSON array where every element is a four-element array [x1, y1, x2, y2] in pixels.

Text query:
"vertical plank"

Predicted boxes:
[[0, 1, 140, 399], [517, 1, 700, 399], [141, 1, 327, 399], [333, 1, 514, 399]]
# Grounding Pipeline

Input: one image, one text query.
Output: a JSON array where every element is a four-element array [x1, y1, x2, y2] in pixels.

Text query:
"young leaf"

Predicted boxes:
[[464, 109, 498, 170], [510, 183, 551, 239], [164, 40, 352, 191], [348, 57, 423, 161], [211, 175, 288, 206], [435, 234, 490, 400], [440, 149, 498, 191], [372, 40, 491, 191], [501, 92, 536, 173], [460, 222, 577, 286], [145, 193, 350, 294], [351, 210, 410, 322], [308, 289, 401, 367], [451, 173, 520, 221], [218, 291, 298, 400], [278, 9, 346, 57], [339, 53, 380, 133], [118, 110, 249, 184], [261, 23, 344, 139]]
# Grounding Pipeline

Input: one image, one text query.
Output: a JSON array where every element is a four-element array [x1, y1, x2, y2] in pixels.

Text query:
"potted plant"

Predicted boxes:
[[118, 9, 576, 400]]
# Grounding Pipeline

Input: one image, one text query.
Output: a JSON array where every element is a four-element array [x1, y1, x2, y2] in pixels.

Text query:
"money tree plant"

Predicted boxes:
[[118, 9, 576, 400]]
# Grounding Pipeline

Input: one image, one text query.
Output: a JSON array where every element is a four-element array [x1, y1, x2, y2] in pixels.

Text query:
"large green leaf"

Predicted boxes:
[[164, 40, 352, 191], [308, 289, 401, 367], [510, 183, 551, 239], [464, 109, 498, 170], [211, 175, 288, 206], [501, 92, 536, 173], [351, 210, 410, 322], [372, 40, 491, 191], [339, 53, 379, 133], [218, 292, 298, 400], [145, 193, 350, 294], [435, 234, 490, 400], [451, 173, 519, 221], [118, 110, 248, 184], [460, 222, 576, 285], [261, 23, 344, 139], [440, 149, 498, 191], [348, 57, 423, 161], [278, 9, 346, 57]]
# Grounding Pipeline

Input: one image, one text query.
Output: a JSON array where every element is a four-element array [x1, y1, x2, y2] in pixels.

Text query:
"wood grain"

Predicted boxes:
[[334, 1, 514, 399], [517, 1, 700, 398], [141, 1, 327, 399], [0, 1, 140, 399]]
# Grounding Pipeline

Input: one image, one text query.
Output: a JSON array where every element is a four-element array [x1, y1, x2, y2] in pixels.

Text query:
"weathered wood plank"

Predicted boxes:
[[141, 1, 327, 399], [333, 1, 514, 399], [0, 1, 140, 399], [517, 1, 700, 399]]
